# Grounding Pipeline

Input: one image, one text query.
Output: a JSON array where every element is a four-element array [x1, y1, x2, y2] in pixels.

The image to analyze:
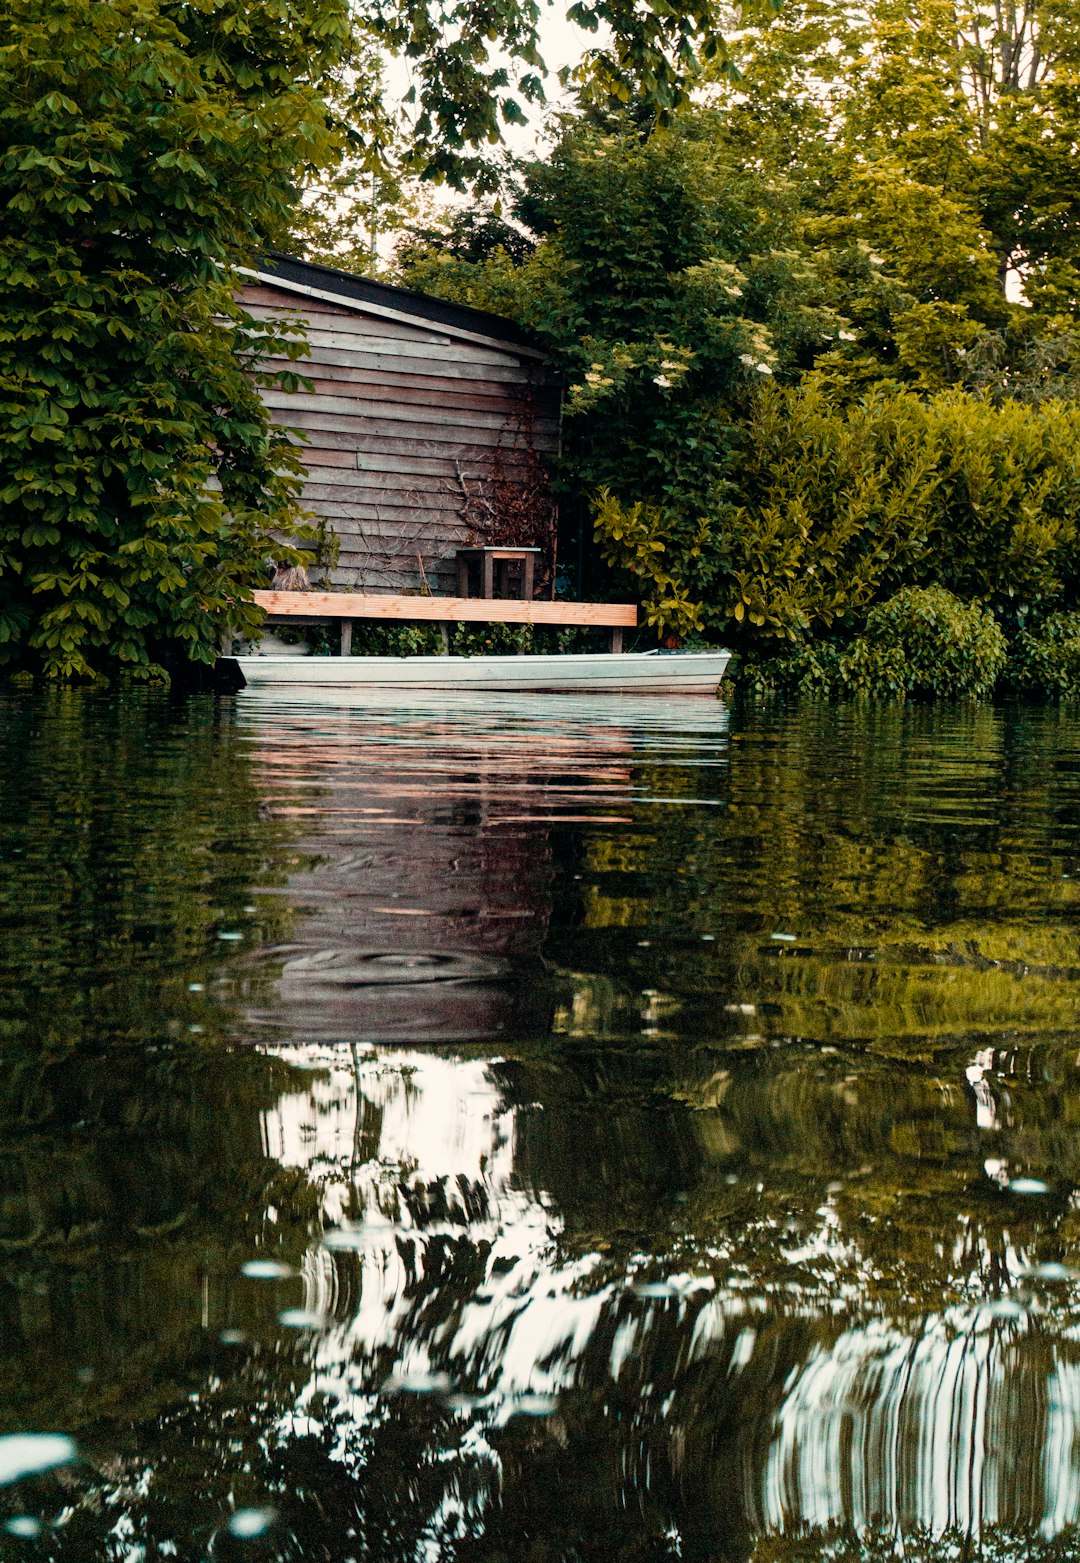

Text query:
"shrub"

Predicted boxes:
[[843, 587, 1006, 697], [1008, 612, 1080, 699], [353, 623, 443, 657], [924, 395, 1080, 616], [738, 641, 849, 697], [709, 384, 1080, 646], [592, 489, 713, 639], [450, 622, 534, 656], [591, 380, 1080, 644], [711, 383, 940, 640], [743, 587, 1006, 700]]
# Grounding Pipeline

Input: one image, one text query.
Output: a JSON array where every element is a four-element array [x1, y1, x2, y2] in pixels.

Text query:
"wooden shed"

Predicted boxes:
[[239, 255, 561, 596]]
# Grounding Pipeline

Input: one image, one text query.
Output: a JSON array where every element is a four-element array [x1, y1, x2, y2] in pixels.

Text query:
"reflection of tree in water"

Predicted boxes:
[[0, 689, 305, 1054], [550, 701, 1080, 1045], [10, 697, 1080, 1559], [15, 1040, 1080, 1563], [0, 691, 323, 1436]]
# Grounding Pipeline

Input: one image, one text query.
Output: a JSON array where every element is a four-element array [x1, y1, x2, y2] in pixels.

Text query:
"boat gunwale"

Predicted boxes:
[[232, 649, 730, 669], [224, 648, 731, 694]]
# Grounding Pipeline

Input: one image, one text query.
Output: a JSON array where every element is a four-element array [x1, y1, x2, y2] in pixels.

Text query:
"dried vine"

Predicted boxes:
[[452, 385, 558, 595]]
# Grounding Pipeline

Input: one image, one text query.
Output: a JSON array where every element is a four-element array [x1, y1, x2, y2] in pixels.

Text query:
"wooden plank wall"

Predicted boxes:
[[241, 281, 561, 595]]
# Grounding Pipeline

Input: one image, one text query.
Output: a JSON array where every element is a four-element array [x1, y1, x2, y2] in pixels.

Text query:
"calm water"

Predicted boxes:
[[4, 689, 1080, 1561]]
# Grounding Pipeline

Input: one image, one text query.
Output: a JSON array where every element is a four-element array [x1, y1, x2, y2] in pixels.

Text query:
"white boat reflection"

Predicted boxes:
[[236, 682, 734, 734]]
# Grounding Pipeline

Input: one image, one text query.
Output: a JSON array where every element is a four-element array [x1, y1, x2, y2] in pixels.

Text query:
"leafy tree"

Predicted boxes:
[[362, 0, 750, 188], [711, 0, 1080, 390], [1, 0, 733, 680], [399, 116, 839, 623], [287, 20, 436, 275], [395, 203, 537, 271], [397, 108, 1080, 642], [0, 0, 347, 679]]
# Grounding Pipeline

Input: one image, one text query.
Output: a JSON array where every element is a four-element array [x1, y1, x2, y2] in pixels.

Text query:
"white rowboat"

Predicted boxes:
[[228, 649, 731, 694]]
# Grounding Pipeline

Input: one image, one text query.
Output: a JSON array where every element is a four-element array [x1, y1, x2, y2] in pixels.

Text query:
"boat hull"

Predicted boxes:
[[227, 649, 731, 694]]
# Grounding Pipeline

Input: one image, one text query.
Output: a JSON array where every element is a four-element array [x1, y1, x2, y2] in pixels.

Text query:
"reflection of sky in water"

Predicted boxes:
[[264, 1048, 605, 1401], [261, 1044, 1080, 1541], [264, 1049, 516, 1204], [759, 1314, 1080, 1538]]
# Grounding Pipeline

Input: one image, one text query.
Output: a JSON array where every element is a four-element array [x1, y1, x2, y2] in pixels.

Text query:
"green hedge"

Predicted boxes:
[[597, 382, 1080, 644], [1008, 612, 1080, 699], [744, 587, 1007, 700], [845, 586, 1007, 698]]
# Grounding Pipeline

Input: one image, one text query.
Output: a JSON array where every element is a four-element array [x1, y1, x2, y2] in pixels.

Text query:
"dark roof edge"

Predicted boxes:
[[256, 252, 543, 354]]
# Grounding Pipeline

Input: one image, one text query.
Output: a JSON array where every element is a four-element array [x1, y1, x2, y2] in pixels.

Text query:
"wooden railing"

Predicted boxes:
[[253, 590, 638, 654]]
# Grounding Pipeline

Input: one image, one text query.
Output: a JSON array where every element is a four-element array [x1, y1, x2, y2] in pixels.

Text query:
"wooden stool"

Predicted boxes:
[[455, 547, 542, 601]]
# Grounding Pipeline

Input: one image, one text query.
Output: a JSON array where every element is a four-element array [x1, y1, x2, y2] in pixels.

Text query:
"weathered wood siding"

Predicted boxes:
[[241, 278, 560, 595]]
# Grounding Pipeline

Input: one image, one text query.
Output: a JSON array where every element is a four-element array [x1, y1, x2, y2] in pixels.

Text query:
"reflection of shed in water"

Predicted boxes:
[[241, 700, 635, 1043]]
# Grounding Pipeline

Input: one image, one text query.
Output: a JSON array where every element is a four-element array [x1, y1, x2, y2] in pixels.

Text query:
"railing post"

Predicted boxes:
[[610, 627, 624, 654], [340, 620, 353, 657]]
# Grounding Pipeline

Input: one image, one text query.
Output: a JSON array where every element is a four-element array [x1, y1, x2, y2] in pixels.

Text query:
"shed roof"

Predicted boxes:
[[244, 252, 546, 359]]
